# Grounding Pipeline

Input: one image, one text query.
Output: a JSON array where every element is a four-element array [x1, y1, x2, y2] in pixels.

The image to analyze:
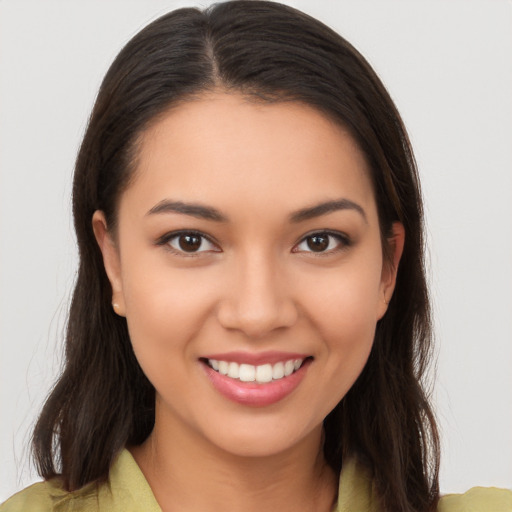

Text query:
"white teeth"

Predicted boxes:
[[228, 362, 239, 379], [255, 364, 273, 383], [272, 362, 285, 380], [207, 358, 305, 383], [218, 360, 229, 375], [284, 360, 295, 376], [239, 364, 255, 382]]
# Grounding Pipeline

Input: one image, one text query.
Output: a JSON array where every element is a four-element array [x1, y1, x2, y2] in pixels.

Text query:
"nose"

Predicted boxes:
[[216, 252, 298, 338]]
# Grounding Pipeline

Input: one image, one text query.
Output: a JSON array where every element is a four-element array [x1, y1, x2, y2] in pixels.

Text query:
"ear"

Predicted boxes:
[[92, 210, 126, 317], [377, 222, 405, 319]]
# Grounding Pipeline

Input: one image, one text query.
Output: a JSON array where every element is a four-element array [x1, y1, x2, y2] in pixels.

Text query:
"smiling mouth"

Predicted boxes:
[[201, 357, 312, 384]]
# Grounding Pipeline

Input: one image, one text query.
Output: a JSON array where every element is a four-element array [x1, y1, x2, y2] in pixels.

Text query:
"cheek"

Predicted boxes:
[[296, 255, 382, 397], [318, 283, 377, 380], [119, 259, 220, 371], [306, 290, 378, 418], [300, 255, 383, 341]]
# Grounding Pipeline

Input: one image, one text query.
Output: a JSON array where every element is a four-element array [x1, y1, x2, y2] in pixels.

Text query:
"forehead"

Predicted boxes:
[[124, 92, 376, 221]]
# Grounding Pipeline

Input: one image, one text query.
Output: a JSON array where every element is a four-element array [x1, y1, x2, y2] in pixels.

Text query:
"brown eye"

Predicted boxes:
[[306, 234, 329, 252], [179, 234, 202, 252], [164, 232, 218, 254], [294, 231, 349, 254]]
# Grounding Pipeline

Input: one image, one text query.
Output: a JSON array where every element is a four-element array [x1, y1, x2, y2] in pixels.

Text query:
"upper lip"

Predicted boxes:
[[201, 351, 311, 366]]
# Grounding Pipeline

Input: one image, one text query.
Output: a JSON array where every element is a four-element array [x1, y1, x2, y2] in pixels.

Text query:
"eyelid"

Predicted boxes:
[[155, 229, 349, 256], [155, 230, 221, 255], [292, 230, 351, 254]]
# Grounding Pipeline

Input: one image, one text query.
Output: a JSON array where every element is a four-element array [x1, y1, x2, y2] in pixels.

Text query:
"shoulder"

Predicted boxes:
[[335, 457, 512, 512], [0, 477, 112, 512], [438, 486, 512, 512], [0, 449, 161, 512], [0, 479, 64, 512]]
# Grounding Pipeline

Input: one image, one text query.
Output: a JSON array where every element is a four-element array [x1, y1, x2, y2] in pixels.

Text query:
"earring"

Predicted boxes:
[[112, 302, 125, 317]]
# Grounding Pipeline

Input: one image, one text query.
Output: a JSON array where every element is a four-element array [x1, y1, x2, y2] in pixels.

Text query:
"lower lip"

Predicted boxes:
[[202, 359, 311, 407]]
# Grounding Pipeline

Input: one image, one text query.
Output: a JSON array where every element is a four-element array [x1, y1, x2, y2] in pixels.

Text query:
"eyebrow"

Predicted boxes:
[[289, 199, 368, 224], [146, 200, 228, 222], [146, 198, 367, 224]]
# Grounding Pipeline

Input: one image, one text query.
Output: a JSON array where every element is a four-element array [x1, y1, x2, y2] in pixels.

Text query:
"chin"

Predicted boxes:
[[198, 416, 323, 460]]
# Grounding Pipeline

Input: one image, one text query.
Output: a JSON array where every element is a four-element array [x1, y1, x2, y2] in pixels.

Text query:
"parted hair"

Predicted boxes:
[[32, 2, 440, 511]]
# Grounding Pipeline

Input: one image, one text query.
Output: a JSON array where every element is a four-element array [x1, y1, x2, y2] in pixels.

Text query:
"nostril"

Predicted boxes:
[[216, 296, 299, 338]]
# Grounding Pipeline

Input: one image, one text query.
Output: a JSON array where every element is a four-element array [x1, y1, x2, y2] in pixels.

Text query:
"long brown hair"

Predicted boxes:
[[32, 2, 440, 510]]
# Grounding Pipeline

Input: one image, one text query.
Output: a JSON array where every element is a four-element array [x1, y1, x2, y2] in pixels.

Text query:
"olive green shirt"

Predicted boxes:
[[1, 449, 511, 511]]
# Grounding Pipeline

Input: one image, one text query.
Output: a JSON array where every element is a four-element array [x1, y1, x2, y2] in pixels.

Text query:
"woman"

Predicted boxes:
[[1, 2, 510, 511]]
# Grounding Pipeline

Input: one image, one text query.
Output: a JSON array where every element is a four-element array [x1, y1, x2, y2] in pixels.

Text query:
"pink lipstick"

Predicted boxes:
[[200, 352, 312, 407]]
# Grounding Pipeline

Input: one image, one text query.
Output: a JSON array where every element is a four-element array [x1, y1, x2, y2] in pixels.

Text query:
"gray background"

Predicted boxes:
[[1, 0, 511, 500]]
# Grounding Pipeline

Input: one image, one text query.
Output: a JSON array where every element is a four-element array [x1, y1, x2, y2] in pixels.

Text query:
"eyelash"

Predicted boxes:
[[155, 230, 351, 257], [155, 230, 220, 257], [292, 231, 351, 255]]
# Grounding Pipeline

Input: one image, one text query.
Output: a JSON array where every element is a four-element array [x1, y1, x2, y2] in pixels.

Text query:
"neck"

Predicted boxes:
[[130, 410, 337, 512]]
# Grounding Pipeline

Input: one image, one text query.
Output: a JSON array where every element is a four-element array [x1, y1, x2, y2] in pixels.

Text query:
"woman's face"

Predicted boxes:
[[94, 93, 402, 458]]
